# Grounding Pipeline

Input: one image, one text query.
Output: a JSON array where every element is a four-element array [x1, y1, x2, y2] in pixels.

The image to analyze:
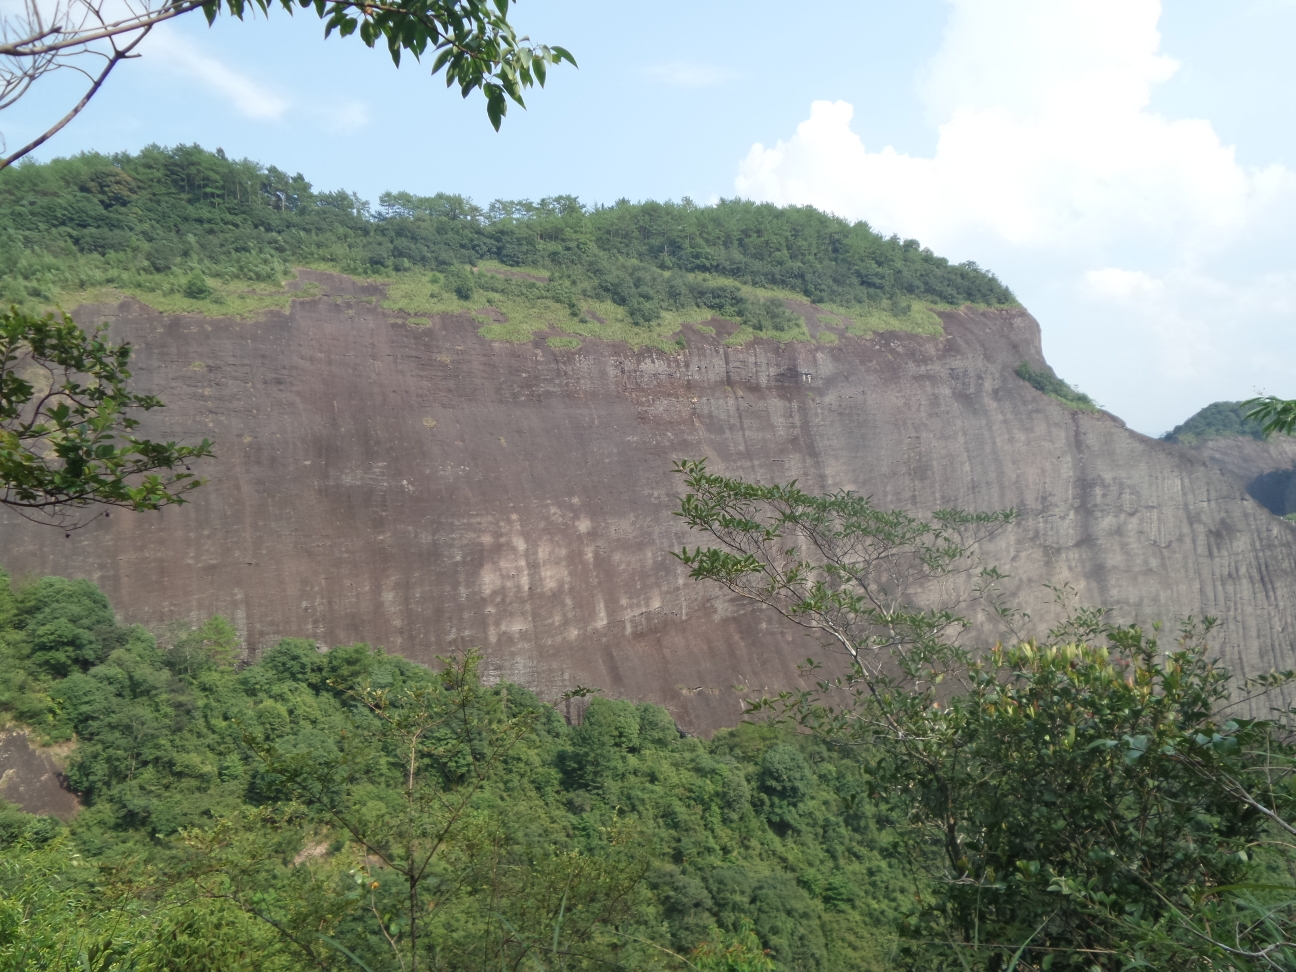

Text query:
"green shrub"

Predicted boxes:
[[1015, 361, 1097, 411], [182, 270, 213, 300]]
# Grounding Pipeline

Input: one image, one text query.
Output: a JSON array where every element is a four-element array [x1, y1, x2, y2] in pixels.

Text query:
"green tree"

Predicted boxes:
[[692, 920, 777, 972], [672, 458, 1296, 971], [0, 306, 212, 527], [236, 650, 639, 971]]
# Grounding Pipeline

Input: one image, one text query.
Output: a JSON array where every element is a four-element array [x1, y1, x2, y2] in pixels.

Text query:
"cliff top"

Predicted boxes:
[[2, 144, 1015, 352]]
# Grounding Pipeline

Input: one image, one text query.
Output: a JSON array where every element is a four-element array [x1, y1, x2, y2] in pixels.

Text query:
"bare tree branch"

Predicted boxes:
[[0, 19, 150, 169]]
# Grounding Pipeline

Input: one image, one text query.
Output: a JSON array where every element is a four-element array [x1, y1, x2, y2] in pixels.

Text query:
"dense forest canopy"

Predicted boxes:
[[0, 144, 1014, 328], [0, 570, 909, 971]]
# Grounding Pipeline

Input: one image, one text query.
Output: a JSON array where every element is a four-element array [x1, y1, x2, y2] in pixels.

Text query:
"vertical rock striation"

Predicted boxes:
[[1, 286, 1293, 732]]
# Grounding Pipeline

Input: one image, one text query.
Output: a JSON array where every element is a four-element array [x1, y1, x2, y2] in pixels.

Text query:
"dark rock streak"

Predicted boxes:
[[2, 287, 1293, 732]]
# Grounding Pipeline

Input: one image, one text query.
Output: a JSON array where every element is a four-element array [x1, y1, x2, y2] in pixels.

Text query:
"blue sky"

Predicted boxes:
[[8, 0, 1296, 436]]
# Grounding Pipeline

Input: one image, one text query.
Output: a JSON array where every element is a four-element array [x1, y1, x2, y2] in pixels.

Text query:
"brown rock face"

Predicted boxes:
[[1187, 436, 1296, 517], [0, 731, 79, 820], [2, 283, 1294, 732]]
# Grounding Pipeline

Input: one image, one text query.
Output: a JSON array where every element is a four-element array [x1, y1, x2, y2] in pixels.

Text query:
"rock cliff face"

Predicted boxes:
[[1188, 436, 1296, 518], [2, 277, 1294, 732]]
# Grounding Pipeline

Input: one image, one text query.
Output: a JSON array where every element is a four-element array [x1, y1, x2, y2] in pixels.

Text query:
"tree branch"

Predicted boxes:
[[0, 24, 149, 170]]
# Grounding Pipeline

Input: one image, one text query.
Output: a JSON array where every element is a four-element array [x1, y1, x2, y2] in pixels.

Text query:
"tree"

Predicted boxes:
[[670, 457, 1017, 694], [1, 305, 213, 527], [0, 0, 574, 170], [672, 458, 1296, 971], [224, 650, 639, 972]]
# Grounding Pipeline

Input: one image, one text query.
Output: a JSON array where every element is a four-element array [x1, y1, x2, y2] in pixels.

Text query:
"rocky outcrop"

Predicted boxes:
[[1188, 436, 1296, 518], [1, 279, 1293, 732], [0, 731, 78, 820]]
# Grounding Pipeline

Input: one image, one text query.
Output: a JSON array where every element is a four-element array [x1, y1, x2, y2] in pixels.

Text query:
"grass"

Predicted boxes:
[[28, 274, 321, 321], [378, 271, 710, 351], [819, 302, 945, 338], [1015, 362, 1098, 412], [17, 259, 992, 354]]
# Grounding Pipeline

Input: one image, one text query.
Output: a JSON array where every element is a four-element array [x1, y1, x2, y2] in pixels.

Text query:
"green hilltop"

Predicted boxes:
[[1161, 401, 1269, 446], [0, 144, 1015, 351]]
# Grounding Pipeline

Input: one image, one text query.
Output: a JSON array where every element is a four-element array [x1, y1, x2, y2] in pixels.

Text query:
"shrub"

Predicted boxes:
[[1015, 361, 1097, 411]]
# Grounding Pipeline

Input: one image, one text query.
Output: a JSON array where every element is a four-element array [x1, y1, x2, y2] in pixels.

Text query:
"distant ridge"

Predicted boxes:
[[1162, 401, 1268, 446]]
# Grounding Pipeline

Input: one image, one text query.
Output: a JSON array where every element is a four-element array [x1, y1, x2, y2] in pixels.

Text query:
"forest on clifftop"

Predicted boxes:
[[0, 145, 1013, 351]]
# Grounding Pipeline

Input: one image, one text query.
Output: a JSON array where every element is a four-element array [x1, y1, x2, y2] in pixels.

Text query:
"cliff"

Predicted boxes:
[[2, 277, 1293, 732], [1188, 435, 1296, 518]]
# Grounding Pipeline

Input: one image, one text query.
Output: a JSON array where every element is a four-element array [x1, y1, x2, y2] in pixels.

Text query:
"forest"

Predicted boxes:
[[0, 569, 909, 971], [0, 144, 1013, 337]]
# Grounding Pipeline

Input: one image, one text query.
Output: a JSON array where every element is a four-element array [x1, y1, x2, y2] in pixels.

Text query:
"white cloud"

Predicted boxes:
[[143, 26, 290, 121], [644, 62, 738, 88], [322, 97, 369, 134], [734, 0, 1296, 434]]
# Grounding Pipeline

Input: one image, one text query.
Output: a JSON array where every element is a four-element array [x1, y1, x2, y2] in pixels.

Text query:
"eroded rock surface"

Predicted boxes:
[[0, 731, 78, 820], [1, 286, 1293, 732], [1189, 436, 1296, 517]]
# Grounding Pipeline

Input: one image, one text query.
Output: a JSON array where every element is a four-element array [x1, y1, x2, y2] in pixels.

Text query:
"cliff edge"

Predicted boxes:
[[1, 283, 1292, 732]]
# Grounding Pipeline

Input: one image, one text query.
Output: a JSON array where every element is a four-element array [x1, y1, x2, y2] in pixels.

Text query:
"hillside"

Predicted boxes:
[[1162, 401, 1268, 446], [6, 147, 1296, 970], [1158, 401, 1296, 518], [0, 571, 908, 971], [1, 144, 1013, 353], [2, 148, 1295, 734]]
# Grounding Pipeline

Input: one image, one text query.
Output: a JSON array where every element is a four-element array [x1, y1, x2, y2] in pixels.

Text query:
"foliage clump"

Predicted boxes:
[[1015, 361, 1097, 411], [1, 306, 212, 525], [1161, 400, 1271, 445]]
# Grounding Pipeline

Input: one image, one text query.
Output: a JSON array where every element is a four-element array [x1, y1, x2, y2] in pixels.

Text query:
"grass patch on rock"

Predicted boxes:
[[821, 301, 946, 338], [24, 272, 321, 321]]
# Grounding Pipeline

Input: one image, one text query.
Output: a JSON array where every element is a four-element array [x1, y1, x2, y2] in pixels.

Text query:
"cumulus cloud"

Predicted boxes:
[[735, 0, 1296, 433], [144, 26, 290, 121]]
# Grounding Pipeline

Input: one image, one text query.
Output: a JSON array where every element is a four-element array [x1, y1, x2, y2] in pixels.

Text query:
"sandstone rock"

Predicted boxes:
[[1187, 435, 1296, 517], [0, 731, 78, 820], [1, 284, 1292, 732]]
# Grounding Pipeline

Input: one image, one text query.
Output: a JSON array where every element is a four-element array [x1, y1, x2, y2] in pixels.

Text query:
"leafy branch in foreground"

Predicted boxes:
[[672, 456, 1017, 696], [0, 305, 212, 526], [1243, 395, 1296, 438], [673, 458, 1296, 970], [1, 0, 574, 170]]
